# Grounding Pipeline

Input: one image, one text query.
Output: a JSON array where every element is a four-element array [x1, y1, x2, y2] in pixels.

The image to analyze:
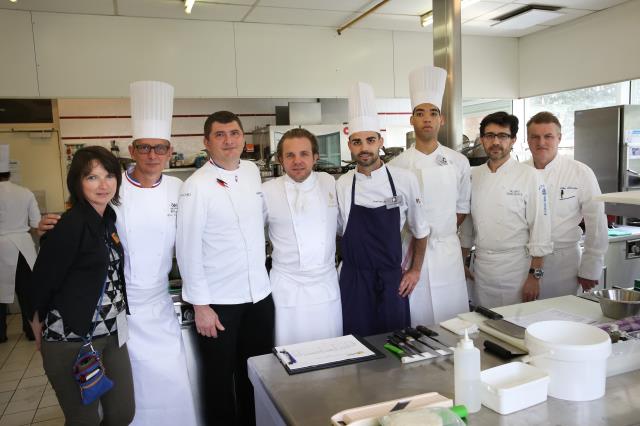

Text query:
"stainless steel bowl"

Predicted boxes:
[[592, 289, 640, 319]]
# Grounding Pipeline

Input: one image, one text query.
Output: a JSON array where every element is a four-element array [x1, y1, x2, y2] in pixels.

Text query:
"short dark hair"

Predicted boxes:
[[67, 146, 122, 207], [480, 111, 519, 138], [0, 172, 9, 181], [203, 111, 244, 139], [277, 128, 319, 160], [527, 111, 562, 131]]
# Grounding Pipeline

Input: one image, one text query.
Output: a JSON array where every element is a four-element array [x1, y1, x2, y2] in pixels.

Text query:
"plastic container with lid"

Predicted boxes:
[[379, 406, 467, 426], [480, 362, 549, 415]]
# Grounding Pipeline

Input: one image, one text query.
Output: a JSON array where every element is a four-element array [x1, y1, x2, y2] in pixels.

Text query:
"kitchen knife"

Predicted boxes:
[[474, 306, 526, 339], [415, 325, 450, 348], [404, 328, 451, 355], [393, 331, 441, 356], [387, 337, 419, 357]]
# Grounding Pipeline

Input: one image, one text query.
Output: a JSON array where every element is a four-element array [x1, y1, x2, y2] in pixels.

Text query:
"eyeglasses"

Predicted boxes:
[[133, 143, 170, 155], [482, 133, 512, 142]]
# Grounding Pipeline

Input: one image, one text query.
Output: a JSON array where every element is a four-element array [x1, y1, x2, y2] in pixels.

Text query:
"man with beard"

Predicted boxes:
[[336, 82, 429, 336], [262, 128, 342, 345], [391, 65, 471, 325], [460, 111, 552, 308], [525, 111, 607, 298]]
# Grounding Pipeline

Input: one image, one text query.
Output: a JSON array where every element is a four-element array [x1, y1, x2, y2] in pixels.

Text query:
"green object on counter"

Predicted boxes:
[[383, 343, 405, 357], [608, 229, 632, 237], [450, 405, 468, 419]]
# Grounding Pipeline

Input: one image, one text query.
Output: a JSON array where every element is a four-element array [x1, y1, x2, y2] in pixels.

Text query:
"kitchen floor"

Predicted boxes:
[[0, 315, 63, 426]]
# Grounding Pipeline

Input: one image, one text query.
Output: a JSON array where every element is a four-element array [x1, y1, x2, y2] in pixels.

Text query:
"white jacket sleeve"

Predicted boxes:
[[27, 192, 41, 228], [405, 173, 430, 239], [456, 158, 471, 214], [526, 172, 553, 257], [176, 179, 211, 305], [578, 166, 608, 280]]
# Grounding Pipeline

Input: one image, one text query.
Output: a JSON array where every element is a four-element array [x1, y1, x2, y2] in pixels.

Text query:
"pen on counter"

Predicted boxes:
[[279, 349, 297, 365]]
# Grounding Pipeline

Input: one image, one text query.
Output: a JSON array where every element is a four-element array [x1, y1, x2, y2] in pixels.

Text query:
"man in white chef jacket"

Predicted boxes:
[[391, 65, 471, 325], [262, 128, 342, 346], [460, 111, 553, 308], [0, 145, 40, 342], [39, 82, 197, 425], [337, 82, 429, 337], [177, 110, 273, 426], [525, 111, 608, 298]]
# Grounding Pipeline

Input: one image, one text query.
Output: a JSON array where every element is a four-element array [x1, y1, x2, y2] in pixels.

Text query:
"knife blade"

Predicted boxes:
[[404, 328, 452, 355], [415, 325, 451, 348], [475, 306, 526, 339], [393, 331, 441, 356]]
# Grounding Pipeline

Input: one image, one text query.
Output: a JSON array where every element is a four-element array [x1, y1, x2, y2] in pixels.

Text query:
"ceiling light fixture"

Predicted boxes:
[[9, 0, 18, 3], [184, 0, 195, 14], [420, 11, 433, 27]]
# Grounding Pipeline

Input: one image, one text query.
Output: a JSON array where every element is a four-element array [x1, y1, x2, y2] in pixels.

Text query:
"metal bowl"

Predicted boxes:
[[592, 289, 640, 319]]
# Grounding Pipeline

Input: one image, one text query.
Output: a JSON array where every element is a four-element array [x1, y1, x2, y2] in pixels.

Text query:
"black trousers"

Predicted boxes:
[[197, 294, 274, 426], [0, 252, 34, 341]]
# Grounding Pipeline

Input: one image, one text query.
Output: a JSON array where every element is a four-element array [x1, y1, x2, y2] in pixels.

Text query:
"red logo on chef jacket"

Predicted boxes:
[[343, 127, 349, 136]]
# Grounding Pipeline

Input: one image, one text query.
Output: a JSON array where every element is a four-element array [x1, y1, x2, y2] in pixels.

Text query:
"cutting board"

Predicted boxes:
[[458, 295, 606, 352]]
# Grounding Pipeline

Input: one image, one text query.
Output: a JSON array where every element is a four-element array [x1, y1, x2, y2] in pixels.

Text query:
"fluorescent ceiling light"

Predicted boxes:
[[9, 0, 18, 3], [491, 9, 563, 30], [185, 0, 195, 14], [420, 11, 433, 27], [420, 0, 482, 27]]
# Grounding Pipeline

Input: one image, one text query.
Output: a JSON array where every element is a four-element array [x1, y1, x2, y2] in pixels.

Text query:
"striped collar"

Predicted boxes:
[[125, 166, 162, 188]]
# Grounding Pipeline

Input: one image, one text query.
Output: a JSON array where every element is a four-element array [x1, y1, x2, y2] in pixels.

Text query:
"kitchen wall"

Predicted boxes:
[[519, 0, 640, 98], [0, 9, 518, 100]]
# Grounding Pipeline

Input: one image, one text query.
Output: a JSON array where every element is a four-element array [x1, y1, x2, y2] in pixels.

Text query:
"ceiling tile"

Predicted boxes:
[[461, 1, 510, 22], [257, 0, 371, 12], [352, 13, 427, 32], [243, 7, 351, 27], [117, 0, 250, 21], [199, 0, 256, 5], [375, 0, 432, 15], [0, 0, 114, 15], [539, 7, 592, 26], [478, 3, 528, 20]]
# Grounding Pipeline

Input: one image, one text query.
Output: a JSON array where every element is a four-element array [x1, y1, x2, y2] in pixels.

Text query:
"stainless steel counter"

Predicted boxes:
[[248, 330, 640, 426]]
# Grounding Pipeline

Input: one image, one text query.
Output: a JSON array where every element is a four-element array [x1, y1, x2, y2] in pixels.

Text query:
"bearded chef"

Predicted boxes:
[[391, 65, 471, 325], [337, 82, 429, 336], [262, 128, 342, 346], [525, 111, 608, 298], [460, 111, 553, 308], [37, 81, 197, 425], [0, 145, 40, 342]]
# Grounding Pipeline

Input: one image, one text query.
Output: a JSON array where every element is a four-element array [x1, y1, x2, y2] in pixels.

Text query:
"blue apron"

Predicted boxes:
[[339, 167, 410, 336]]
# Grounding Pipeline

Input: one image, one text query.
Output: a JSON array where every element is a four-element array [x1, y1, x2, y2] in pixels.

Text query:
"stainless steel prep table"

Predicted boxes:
[[248, 329, 640, 426]]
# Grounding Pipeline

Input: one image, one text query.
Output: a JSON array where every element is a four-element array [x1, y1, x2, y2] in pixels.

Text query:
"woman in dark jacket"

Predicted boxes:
[[28, 146, 134, 426]]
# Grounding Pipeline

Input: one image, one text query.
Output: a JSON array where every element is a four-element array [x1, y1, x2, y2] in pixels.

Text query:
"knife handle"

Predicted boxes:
[[483, 340, 515, 359], [475, 305, 504, 320], [416, 325, 438, 337]]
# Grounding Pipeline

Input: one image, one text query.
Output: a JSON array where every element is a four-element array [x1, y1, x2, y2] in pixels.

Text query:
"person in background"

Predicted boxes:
[[0, 145, 40, 342], [525, 111, 608, 298], [28, 146, 135, 425], [460, 112, 553, 308], [37, 81, 197, 425], [177, 110, 273, 426], [336, 82, 429, 336], [391, 65, 471, 325], [262, 128, 342, 346]]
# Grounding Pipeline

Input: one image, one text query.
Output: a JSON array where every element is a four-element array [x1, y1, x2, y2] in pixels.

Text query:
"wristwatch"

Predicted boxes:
[[529, 267, 544, 279]]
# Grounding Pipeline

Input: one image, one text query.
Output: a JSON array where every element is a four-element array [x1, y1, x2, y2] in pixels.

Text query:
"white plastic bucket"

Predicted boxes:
[[524, 321, 611, 401]]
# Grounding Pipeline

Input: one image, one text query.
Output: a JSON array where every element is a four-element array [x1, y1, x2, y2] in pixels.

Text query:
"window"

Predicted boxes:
[[631, 79, 640, 105]]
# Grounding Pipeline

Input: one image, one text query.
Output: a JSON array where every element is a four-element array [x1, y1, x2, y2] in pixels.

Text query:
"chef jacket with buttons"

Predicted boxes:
[[176, 160, 271, 306], [460, 157, 553, 257], [525, 155, 608, 280], [262, 171, 338, 273], [336, 163, 429, 239]]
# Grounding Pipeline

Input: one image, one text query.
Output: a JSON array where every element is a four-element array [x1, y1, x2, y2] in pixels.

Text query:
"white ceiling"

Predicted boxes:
[[0, 0, 630, 37]]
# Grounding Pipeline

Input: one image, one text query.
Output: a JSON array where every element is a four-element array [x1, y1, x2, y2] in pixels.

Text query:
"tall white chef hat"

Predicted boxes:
[[0, 145, 9, 173], [130, 81, 174, 142], [409, 65, 447, 111], [348, 82, 380, 135]]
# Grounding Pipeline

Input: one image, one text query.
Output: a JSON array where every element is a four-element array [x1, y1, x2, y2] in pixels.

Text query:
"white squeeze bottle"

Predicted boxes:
[[454, 328, 481, 413]]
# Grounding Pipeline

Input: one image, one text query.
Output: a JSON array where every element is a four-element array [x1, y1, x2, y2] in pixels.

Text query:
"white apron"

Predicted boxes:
[[539, 244, 581, 299], [0, 233, 36, 303], [404, 161, 469, 326], [270, 177, 342, 346], [472, 248, 530, 308], [117, 178, 197, 426]]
